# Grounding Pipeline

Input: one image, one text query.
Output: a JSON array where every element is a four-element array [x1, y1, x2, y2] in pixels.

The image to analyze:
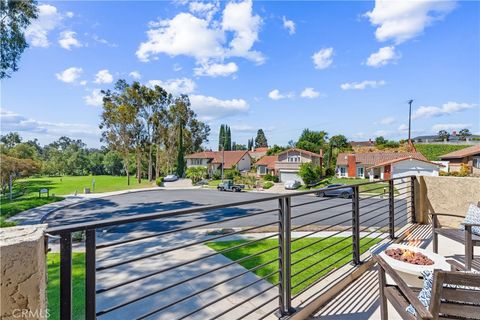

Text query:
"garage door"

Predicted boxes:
[[279, 171, 302, 183]]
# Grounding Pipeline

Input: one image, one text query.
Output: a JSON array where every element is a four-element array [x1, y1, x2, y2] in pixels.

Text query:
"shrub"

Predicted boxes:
[[211, 170, 221, 180], [224, 169, 240, 180], [459, 163, 470, 177], [325, 167, 335, 177], [186, 166, 207, 183], [263, 181, 274, 189], [156, 177, 164, 186], [264, 174, 279, 182], [298, 163, 322, 185]]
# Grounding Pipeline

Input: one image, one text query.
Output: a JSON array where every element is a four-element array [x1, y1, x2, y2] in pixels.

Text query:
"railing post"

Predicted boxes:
[[60, 232, 72, 320], [85, 229, 96, 320], [277, 196, 294, 318], [277, 198, 286, 317], [410, 176, 417, 224], [352, 185, 360, 265], [388, 179, 395, 239], [284, 196, 294, 314]]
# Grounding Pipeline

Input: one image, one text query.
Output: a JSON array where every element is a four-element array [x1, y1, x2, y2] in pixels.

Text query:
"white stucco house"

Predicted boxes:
[[366, 157, 442, 180], [185, 151, 252, 176]]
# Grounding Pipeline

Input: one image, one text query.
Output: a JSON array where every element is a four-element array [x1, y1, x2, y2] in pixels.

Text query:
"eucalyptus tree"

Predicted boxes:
[[1, 0, 38, 78], [100, 80, 138, 185]]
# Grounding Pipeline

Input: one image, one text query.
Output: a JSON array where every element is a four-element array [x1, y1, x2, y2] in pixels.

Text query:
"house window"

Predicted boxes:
[[357, 167, 364, 178], [340, 167, 346, 177], [288, 156, 301, 162], [192, 159, 202, 165], [258, 166, 266, 175], [473, 157, 480, 169]]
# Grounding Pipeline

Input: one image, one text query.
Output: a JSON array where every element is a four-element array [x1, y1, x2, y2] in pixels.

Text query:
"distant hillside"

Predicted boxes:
[[415, 144, 473, 161]]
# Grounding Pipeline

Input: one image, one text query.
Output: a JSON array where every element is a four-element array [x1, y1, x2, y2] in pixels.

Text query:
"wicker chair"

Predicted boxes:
[[375, 255, 480, 320]]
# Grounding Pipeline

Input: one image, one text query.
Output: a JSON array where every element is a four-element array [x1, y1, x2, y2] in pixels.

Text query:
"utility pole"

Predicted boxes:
[[408, 99, 414, 142], [221, 146, 225, 181]]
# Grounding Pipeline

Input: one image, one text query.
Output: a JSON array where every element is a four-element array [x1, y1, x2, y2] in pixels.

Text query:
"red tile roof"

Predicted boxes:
[[367, 156, 444, 169], [251, 147, 269, 153], [277, 148, 323, 158], [439, 145, 480, 159], [255, 155, 278, 169], [186, 150, 251, 168], [336, 152, 427, 166]]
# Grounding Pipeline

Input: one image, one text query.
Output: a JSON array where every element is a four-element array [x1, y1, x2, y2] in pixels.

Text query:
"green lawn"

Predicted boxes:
[[207, 237, 380, 294], [47, 253, 85, 320], [0, 196, 64, 227], [415, 144, 472, 161], [207, 179, 222, 187], [300, 177, 389, 194], [0, 175, 154, 227]]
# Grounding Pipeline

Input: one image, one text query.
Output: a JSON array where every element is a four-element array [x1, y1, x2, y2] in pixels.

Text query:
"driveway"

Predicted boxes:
[[46, 189, 408, 234]]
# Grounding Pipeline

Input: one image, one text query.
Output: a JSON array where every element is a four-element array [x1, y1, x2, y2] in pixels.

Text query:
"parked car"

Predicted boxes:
[[284, 180, 301, 190], [163, 174, 179, 182], [217, 180, 245, 192], [195, 179, 209, 186], [315, 184, 353, 198]]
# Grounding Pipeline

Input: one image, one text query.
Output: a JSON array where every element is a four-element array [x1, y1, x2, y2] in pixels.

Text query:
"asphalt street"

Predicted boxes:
[[46, 189, 410, 234]]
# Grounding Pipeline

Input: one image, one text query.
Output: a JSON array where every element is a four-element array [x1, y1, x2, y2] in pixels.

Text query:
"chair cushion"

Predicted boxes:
[[406, 270, 433, 315], [460, 204, 480, 236], [406, 269, 480, 315]]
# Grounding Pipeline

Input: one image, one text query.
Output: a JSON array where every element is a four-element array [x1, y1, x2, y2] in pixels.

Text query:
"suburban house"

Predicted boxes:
[[439, 145, 480, 175], [255, 155, 277, 176], [185, 150, 252, 176], [335, 152, 441, 179], [248, 147, 269, 161], [274, 148, 323, 183]]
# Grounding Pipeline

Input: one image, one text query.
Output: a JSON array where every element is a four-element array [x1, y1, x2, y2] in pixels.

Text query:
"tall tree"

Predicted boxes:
[[1, 0, 38, 78], [438, 130, 450, 141], [225, 125, 232, 151], [0, 132, 22, 148], [458, 128, 472, 140], [218, 124, 225, 151], [296, 129, 327, 153], [255, 129, 268, 148], [100, 80, 138, 185], [247, 138, 254, 151], [326, 135, 349, 168], [176, 121, 185, 177]]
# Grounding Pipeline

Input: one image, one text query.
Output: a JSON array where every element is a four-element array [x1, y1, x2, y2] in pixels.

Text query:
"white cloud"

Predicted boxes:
[[80, 80, 87, 86], [0, 108, 101, 139], [173, 63, 183, 71], [312, 48, 334, 70], [136, 0, 264, 68], [188, 1, 219, 21], [412, 101, 477, 119], [366, 46, 400, 67], [189, 94, 249, 121], [398, 124, 408, 131], [374, 130, 389, 137], [300, 87, 321, 99], [432, 123, 472, 131], [94, 69, 114, 84], [340, 80, 386, 90], [148, 78, 196, 95], [129, 71, 141, 80], [92, 34, 118, 47], [25, 4, 64, 47], [194, 62, 238, 77], [365, 0, 456, 44], [55, 67, 83, 83], [379, 116, 396, 125], [83, 89, 104, 107], [268, 89, 294, 100], [58, 30, 82, 50], [282, 16, 296, 35], [222, 0, 263, 63]]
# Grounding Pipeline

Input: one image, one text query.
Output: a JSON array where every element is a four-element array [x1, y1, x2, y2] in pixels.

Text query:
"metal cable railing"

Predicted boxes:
[[46, 176, 417, 320]]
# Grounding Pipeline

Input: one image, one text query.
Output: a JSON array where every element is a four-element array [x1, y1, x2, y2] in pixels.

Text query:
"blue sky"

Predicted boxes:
[[2, 0, 479, 149]]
